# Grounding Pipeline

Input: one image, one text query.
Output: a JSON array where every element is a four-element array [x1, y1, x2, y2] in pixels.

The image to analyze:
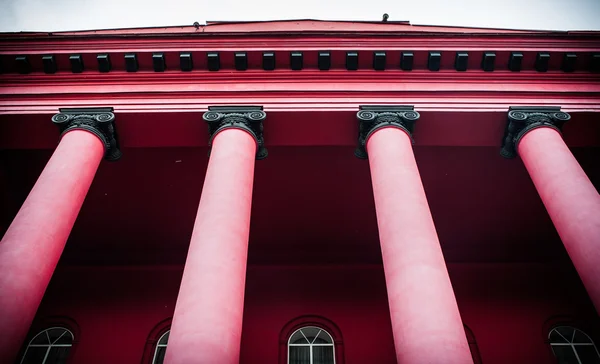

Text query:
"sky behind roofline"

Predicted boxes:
[[1, 0, 599, 32]]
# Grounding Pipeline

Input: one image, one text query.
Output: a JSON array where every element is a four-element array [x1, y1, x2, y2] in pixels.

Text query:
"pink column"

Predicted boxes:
[[518, 127, 600, 312], [0, 130, 104, 362], [367, 127, 473, 364], [165, 128, 256, 364]]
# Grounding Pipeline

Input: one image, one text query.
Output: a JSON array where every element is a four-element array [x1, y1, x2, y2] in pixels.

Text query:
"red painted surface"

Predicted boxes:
[[166, 129, 256, 364], [518, 127, 600, 312], [24, 263, 599, 364], [3, 145, 599, 267], [0, 20, 599, 364], [0, 130, 104, 362], [366, 127, 473, 363]]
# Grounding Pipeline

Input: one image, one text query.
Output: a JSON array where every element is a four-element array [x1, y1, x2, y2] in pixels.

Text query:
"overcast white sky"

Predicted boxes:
[[1, 0, 600, 32]]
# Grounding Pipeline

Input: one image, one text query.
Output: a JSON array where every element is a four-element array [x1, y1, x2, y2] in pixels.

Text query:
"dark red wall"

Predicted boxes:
[[29, 263, 598, 364]]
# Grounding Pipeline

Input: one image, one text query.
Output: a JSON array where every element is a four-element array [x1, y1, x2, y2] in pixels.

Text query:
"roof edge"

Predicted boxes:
[[1, 19, 599, 37]]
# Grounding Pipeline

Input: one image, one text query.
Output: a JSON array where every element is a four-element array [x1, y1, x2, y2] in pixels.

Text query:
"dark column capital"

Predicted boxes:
[[202, 106, 267, 160], [500, 106, 571, 159], [355, 105, 420, 159], [51, 107, 122, 161]]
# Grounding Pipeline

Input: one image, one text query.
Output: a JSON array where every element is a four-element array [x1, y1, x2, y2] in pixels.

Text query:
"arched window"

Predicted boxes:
[[20, 327, 74, 364], [152, 330, 169, 364], [279, 316, 344, 364], [141, 318, 171, 364], [549, 326, 600, 364], [288, 326, 335, 364]]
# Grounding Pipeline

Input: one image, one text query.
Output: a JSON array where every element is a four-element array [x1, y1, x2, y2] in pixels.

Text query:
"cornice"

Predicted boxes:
[[1, 37, 599, 53], [2, 47, 597, 78], [1, 70, 598, 84], [1, 77, 599, 98]]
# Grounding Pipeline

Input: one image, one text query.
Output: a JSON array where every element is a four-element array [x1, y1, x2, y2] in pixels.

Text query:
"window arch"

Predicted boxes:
[[20, 327, 74, 364], [152, 330, 169, 364], [288, 326, 335, 364], [549, 326, 600, 364], [279, 315, 344, 364], [141, 318, 171, 364], [464, 325, 483, 364]]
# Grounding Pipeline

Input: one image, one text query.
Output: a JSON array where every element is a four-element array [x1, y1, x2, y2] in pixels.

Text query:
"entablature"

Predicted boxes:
[[1, 29, 599, 75]]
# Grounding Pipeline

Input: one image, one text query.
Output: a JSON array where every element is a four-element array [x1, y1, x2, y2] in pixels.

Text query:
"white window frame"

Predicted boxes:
[[20, 327, 74, 364], [288, 326, 335, 364], [152, 330, 169, 364], [549, 326, 600, 364]]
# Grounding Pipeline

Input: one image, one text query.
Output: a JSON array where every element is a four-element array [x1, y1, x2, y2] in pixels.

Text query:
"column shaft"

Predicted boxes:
[[518, 128, 600, 311], [367, 127, 472, 364], [165, 129, 256, 364], [0, 130, 104, 362]]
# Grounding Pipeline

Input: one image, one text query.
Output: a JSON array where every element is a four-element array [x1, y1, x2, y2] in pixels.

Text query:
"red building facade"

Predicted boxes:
[[0, 20, 599, 364]]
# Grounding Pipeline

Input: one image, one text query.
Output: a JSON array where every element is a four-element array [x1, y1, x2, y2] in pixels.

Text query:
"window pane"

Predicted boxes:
[[301, 327, 321, 343], [550, 330, 569, 343], [47, 329, 67, 344], [30, 333, 50, 345], [22, 347, 48, 364], [290, 330, 309, 344], [54, 335, 73, 346], [313, 346, 334, 364], [289, 346, 310, 364], [556, 327, 576, 342], [153, 347, 167, 364], [573, 330, 593, 344], [316, 330, 333, 344], [45, 347, 71, 364], [576, 346, 600, 364], [158, 331, 170, 345], [551, 345, 579, 364]]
